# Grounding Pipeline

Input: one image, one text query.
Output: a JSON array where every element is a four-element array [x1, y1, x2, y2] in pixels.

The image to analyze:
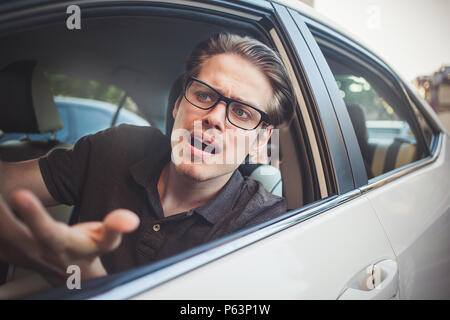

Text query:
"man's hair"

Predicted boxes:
[[183, 33, 296, 127]]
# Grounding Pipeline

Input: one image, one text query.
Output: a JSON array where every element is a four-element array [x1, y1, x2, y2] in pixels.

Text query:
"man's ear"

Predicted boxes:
[[172, 95, 182, 120]]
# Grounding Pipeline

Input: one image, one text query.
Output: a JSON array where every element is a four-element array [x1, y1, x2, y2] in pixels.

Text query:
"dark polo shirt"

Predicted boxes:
[[38, 124, 287, 274]]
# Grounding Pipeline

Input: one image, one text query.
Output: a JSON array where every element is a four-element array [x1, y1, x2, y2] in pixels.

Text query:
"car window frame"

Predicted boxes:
[[286, 8, 368, 189], [273, 3, 356, 195]]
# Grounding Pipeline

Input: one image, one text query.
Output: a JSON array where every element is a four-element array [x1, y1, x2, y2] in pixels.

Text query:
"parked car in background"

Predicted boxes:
[[0, 0, 448, 300], [0, 97, 150, 145], [366, 120, 415, 145]]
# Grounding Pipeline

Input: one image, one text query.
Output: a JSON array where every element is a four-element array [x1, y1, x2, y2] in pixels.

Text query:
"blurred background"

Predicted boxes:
[[299, 0, 450, 131]]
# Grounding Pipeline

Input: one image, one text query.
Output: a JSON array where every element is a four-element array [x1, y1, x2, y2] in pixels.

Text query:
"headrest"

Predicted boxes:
[[346, 102, 368, 148], [0, 60, 63, 134], [165, 75, 184, 135]]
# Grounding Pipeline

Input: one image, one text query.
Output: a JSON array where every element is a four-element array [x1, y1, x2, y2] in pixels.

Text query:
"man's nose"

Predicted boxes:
[[202, 101, 227, 132]]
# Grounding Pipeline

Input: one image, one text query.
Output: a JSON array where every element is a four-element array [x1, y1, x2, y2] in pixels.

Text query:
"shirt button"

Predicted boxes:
[[153, 224, 161, 232]]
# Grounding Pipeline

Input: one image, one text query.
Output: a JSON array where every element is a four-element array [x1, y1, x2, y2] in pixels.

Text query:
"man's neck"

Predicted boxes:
[[157, 162, 233, 218]]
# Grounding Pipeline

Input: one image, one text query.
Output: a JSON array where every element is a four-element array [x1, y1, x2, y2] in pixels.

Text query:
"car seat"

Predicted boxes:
[[165, 75, 282, 197], [346, 102, 418, 179], [0, 60, 72, 161]]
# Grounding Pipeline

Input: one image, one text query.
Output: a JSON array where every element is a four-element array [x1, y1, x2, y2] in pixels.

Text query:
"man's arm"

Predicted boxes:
[[0, 189, 139, 285], [0, 159, 58, 206], [0, 157, 140, 285]]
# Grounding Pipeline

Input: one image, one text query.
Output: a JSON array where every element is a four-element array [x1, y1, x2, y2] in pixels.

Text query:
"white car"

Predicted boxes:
[[0, 0, 448, 300], [0, 96, 150, 145]]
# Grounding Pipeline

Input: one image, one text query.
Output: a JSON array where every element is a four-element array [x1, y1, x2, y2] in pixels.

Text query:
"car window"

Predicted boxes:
[[0, 73, 149, 145], [318, 46, 429, 179], [336, 74, 416, 144], [46, 72, 141, 118]]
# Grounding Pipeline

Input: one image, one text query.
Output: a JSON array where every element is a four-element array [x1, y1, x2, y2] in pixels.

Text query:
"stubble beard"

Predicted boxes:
[[172, 160, 237, 184]]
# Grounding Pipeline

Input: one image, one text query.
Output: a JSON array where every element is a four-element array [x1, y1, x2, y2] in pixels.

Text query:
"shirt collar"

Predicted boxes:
[[194, 170, 244, 224], [129, 139, 171, 190]]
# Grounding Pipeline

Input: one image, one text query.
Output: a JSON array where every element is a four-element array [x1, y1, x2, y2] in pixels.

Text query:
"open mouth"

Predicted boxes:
[[189, 133, 221, 156]]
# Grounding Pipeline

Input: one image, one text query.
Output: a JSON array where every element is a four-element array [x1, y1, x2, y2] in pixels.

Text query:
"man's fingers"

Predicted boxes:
[[0, 194, 34, 260], [103, 209, 140, 233], [0, 192, 60, 273], [9, 189, 59, 244], [96, 209, 140, 252], [8, 192, 140, 260], [70, 209, 140, 256], [3, 191, 140, 282], [0, 194, 27, 236]]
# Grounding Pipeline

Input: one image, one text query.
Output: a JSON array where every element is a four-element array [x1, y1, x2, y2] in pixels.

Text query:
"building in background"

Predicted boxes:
[[299, 0, 314, 6], [414, 66, 450, 113]]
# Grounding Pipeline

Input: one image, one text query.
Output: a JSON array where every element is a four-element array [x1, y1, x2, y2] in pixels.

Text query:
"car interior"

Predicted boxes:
[[0, 60, 72, 162], [318, 45, 427, 179], [0, 6, 322, 298]]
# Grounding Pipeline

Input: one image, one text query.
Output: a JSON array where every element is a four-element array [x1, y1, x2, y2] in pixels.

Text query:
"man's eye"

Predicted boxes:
[[231, 106, 251, 120], [195, 91, 212, 102]]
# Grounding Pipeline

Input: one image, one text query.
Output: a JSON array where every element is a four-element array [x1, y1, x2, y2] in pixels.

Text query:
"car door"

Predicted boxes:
[[296, 5, 450, 299], [58, 0, 396, 300]]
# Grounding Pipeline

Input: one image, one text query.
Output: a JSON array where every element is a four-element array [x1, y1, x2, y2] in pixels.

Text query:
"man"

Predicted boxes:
[[0, 33, 295, 286]]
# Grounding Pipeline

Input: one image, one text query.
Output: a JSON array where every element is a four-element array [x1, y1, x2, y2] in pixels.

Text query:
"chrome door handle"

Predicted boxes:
[[338, 260, 399, 300]]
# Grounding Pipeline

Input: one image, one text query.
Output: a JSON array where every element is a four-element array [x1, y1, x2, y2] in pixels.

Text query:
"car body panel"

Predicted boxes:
[[131, 194, 396, 299], [364, 133, 450, 298]]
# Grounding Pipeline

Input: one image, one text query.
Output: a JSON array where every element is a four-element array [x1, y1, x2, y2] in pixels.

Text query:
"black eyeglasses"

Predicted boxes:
[[184, 77, 271, 130]]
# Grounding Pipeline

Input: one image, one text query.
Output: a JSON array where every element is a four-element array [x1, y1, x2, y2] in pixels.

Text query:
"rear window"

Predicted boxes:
[[0, 73, 149, 145]]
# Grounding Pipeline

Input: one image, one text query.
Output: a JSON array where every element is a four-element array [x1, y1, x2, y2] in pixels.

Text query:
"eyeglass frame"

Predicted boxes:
[[183, 76, 271, 130]]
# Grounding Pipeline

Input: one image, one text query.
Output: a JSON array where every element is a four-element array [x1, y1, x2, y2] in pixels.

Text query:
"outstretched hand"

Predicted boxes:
[[0, 189, 140, 285]]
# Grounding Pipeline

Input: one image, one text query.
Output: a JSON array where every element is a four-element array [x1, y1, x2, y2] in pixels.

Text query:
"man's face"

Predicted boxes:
[[170, 53, 274, 182]]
